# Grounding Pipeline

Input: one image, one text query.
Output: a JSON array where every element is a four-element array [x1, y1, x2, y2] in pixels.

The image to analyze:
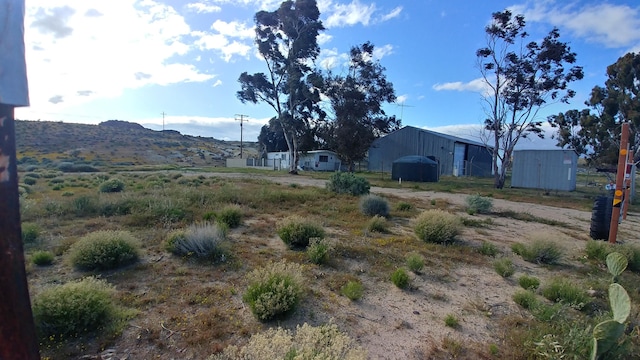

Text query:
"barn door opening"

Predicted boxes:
[[453, 143, 466, 176]]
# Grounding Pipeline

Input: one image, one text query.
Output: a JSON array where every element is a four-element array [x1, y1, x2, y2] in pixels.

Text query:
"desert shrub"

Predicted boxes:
[[406, 252, 425, 273], [465, 194, 493, 214], [168, 222, 226, 261], [23, 177, 37, 185], [478, 241, 498, 256], [243, 261, 305, 321], [277, 215, 325, 249], [217, 204, 243, 228], [444, 314, 459, 328], [493, 258, 515, 278], [71, 195, 99, 216], [307, 238, 330, 265], [32, 277, 121, 339], [326, 172, 370, 196], [31, 250, 54, 266], [584, 240, 614, 262], [620, 243, 640, 273], [395, 202, 413, 211], [22, 222, 41, 244], [414, 209, 461, 244], [340, 280, 364, 301], [209, 323, 366, 360], [513, 290, 539, 310], [69, 230, 140, 271], [99, 178, 125, 193], [359, 194, 389, 217], [540, 278, 589, 310], [367, 215, 389, 233], [391, 268, 410, 289], [518, 275, 541, 290], [512, 239, 564, 264]]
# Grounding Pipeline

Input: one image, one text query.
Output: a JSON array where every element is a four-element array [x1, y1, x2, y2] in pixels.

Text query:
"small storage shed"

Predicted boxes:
[[511, 149, 578, 191], [391, 155, 439, 182]]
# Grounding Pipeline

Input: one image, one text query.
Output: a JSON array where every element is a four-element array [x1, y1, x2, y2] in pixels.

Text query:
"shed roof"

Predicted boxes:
[[393, 155, 438, 164], [394, 125, 488, 148]]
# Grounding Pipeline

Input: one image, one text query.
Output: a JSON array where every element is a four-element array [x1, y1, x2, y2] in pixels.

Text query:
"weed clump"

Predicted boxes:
[[585, 240, 640, 272], [359, 194, 389, 217], [465, 194, 493, 214], [414, 209, 461, 244], [493, 258, 515, 278], [367, 215, 389, 233], [31, 250, 54, 266], [243, 261, 305, 321], [210, 323, 366, 360], [307, 238, 330, 265], [22, 222, 41, 244], [391, 268, 410, 289], [32, 277, 124, 339], [217, 204, 243, 228], [99, 178, 125, 193], [277, 215, 325, 249], [444, 314, 459, 328], [540, 278, 589, 310], [513, 290, 539, 309], [395, 202, 413, 211], [326, 172, 370, 196], [340, 280, 364, 301], [69, 230, 140, 271], [478, 241, 498, 256], [511, 238, 564, 265], [518, 275, 541, 290], [405, 252, 425, 273], [165, 222, 226, 261]]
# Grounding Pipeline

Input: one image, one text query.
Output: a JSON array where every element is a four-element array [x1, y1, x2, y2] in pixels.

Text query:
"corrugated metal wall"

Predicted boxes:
[[368, 126, 493, 176], [511, 150, 577, 191]]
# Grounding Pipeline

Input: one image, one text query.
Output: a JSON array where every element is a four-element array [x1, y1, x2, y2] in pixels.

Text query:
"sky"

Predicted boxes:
[[15, 0, 640, 150]]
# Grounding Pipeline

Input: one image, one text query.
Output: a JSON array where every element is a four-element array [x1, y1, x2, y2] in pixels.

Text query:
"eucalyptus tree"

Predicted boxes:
[[237, 0, 324, 173], [477, 10, 583, 188], [549, 52, 640, 167], [319, 42, 400, 171]]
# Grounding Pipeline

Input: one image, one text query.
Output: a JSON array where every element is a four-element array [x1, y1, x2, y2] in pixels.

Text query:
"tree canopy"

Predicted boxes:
[[319, 42, 399, 171], [477, 10, 583, 188], [549, 52, 640, 167]]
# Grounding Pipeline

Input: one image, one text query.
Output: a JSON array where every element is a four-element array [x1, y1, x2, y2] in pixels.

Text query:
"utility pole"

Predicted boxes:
[[161, 111, 166, 131], [235, 114, 249, 159], [396, 101, 414, 122], [608, 122, 630, 244]]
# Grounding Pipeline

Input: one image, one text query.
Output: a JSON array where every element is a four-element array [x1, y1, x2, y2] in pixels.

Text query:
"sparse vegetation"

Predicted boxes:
[[518, 275, 540, 290], [478, 241, 498, 256], [367, 215, 389, 233], [307, 238, 330, 265], [326, 172, 370, 196], [277, 215, 325, 248], [493, 258, 515, 278], [395, 201, 413, 211], [69, 230, 140, 271], [340, 280, 364, 301], [166, 222, 227, 261], [511, 237, 564, 264], [99, 178, 125, 193], [391, 268, 410, 289], [405, 252, 425, 273], [444, 314, 459, 328], [21, 222, 40, 244], [359, 194, 389, 217], [31, 250, 54, 266], [513, 290, 539, 309], [466, 194, 493, 214], [540, 278, 590, 310], [414, 209, 461, 244], [217, 204, 243, 228]]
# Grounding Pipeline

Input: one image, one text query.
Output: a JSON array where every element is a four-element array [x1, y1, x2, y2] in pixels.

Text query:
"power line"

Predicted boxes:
[[235, 114, 249, 159], [395, 101, 414, 121]]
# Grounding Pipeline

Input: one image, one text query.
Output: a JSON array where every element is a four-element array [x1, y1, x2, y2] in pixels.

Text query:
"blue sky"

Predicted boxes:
[[16, 0, 640, 149]]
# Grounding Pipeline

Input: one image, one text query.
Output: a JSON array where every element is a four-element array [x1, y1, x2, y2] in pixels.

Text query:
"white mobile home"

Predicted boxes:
[[267, 150, 341, 171]]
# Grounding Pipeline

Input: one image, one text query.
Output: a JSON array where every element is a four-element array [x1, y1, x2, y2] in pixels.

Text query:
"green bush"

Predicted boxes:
[[465, 194, 493, 214], [359, 194, 389, 217], [395, 202, 413, 211], [217, 204, 243, 228], [243, 261, 305, 321], [518, 275, 541, 290], [541, 278, 589, 310], [21, 222, 41, 244], [307, 238, 330, 265], [71, 195, 99, 216], [167, 222, 226, 261], [513, 290, 539, 310], [512, 239, 564, 265], [209, 323, 366, 360], [478, 241, 498, 256], [406, 252, 425, 273], [367, 215, 389, 233], [69, 230, 140, 271], [585, 240, 614, 262], [585, 240, 640, 273], [444, 314, 459, 328], [340, 280, 364, 301], [414, 209, 461, 244], [23, 177, 37, 185], [277, 215, 325, 249], [31, 250, 54, 266], [99, 178, 125, 193], [326, 172, 370, 196], [391, 268, 410, 289], [493, 258, 515, 278], [32, 277, 120, 339]]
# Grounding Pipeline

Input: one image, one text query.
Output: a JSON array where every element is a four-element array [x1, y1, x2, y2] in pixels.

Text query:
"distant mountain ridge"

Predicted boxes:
[[15, 120, 258, 167]]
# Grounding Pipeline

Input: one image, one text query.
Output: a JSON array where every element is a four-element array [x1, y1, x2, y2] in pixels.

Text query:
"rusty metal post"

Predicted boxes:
[[0, 105, 40, 358], [608, 122, 630, 244]]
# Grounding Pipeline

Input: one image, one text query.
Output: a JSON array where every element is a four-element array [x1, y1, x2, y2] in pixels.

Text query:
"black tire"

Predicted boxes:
[[590, 196, 613, 240]]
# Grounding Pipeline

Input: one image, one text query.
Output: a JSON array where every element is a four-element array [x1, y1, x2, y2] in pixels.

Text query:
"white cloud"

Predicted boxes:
[[325, 0, 376, 27], [210, 20, 254, 39], [372, 44, 393, 60], [187, 2, 222, 13], [317, 33, 333, 45], [23, 0, 214, 114], [192, 20, 254, 62], [432, 78, 488, 94], [212, 79, 223, 87], [380, 6, 402, 22], [396, 94, 408, 104]]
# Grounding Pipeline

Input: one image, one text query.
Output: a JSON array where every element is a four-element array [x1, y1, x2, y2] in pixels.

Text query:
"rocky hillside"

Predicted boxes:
[[15, 120, 258, 168]]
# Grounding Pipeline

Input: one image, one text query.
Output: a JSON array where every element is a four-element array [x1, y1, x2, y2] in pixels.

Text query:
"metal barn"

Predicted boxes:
[[368, 126, 492, 177], [511, 149, 578, 191]]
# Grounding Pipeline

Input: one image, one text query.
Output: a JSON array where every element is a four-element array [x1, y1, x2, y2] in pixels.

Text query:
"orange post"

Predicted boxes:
[[608, 122, 630, 244]]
